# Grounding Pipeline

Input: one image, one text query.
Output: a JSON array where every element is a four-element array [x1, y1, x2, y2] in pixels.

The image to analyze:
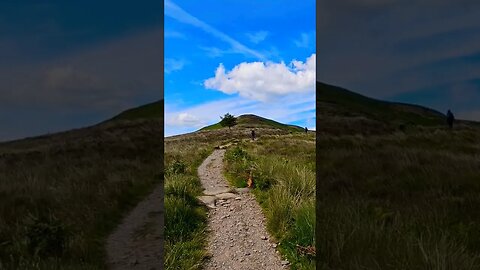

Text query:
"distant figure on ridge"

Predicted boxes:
[[446, 109, 455, 129], [251, 129, 256, 141], [305, 127, 308, 134]]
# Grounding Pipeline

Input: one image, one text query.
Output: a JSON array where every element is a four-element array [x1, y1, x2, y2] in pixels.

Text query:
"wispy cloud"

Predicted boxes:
[[204, 54, 316, 101], [165, 30, 186, 39], [165, 0, 265, 60], [199, 46, 233, 58], [165, 58, 186, 73], [294, 32, 314, 48], [317, 0, 480, 113], [0, 29, 162, 111], [246, 31, 269, 44]]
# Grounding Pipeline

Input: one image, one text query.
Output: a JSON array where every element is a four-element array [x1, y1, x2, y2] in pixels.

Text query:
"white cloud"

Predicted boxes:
[[165, 0, 265, 60], [165, 58, 186, 73], [166, 112, 204, 127], [246, 31, 269, 44], [204, 54, 316, 101]]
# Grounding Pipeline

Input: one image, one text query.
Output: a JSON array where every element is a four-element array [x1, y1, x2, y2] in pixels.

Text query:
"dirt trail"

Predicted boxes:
[[198, 149, 289, 270], [106, 184, 163, 270]]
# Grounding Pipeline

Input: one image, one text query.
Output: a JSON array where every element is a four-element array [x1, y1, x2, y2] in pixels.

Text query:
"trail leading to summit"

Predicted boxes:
[[197, 149, 288, 270]]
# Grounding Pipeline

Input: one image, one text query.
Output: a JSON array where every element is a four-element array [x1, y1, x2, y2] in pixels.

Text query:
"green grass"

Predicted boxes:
[[0, 119, 162, 269], [199, 122, 222, 131], [316, 83, 480, 270], [224, 133, 316, 269], [317, 82, 480, 269], [164, 136, 217, 270]]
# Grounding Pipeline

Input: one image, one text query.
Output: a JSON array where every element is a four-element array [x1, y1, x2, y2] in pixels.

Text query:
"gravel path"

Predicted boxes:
[[106, 184, 163, 270], [198, 149, 289, 270]]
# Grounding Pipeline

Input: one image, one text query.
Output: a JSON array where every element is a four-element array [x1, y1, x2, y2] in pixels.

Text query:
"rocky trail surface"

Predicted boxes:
[[106, 185, 163, 270], [197, 149, 289, 270]]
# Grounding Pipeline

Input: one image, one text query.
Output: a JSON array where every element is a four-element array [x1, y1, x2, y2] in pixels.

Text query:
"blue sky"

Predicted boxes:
[[317, 0, 480, 121], [0, 1, 162, 142], [165, 0, 316, 136]]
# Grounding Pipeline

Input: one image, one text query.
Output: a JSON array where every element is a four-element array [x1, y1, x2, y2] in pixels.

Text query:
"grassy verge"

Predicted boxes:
[[164, 138, 216, 270], [0, 120, 162, 269], [317, 127, 480, 269], [223, 133, 316, 269]]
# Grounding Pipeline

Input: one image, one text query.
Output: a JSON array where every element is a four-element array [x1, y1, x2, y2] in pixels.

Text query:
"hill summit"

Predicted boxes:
[[316, 81, 452, 134], [199, 114, 304, 133], [108, 100, 164, 122]]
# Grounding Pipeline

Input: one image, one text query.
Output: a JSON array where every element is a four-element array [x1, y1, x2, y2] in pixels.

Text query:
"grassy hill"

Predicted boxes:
[[199, 114, 305, 133], [107, 100, 163, 122], [165, 114, 315, 269], [316, 81, 480, 269], [317, 82, 449, 135], [0, 101, 163, 269]]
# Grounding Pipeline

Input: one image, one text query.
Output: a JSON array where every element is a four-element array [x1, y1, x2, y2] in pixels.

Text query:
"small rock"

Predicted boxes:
[[215, 192, 237, 200], [235, 197, 241, 200], [204, 187, 232, 196], [261, 236, 267, 240], [281, 260, 289, 265], [197, 196, 216, 208], [235, 187, 250, 193]]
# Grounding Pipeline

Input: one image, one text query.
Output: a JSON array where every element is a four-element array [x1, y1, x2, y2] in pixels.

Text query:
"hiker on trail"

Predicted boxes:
[[446, 109, 455, 129], [305, 127, 308, 134], [251, 129, 256, 141]]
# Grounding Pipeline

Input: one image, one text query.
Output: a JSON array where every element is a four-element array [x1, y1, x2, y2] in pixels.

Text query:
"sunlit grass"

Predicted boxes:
[[224, 133, 316, 269]]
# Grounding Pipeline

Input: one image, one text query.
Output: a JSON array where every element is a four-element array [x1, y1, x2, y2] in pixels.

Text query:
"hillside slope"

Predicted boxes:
[[317, 82, 449, 134], [0, 101, 163, 269], [108, 100, 163, 122]]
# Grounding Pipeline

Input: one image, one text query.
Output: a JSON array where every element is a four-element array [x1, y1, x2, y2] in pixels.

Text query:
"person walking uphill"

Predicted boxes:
[[251, 129, 256, 141], [305, 127, 308, 134], [446, 109, 455, 129]]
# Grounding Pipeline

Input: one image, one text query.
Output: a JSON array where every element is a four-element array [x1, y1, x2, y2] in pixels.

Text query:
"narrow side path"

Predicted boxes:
[[106, 184, 163, 270], [197, 149, 288, 270]]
